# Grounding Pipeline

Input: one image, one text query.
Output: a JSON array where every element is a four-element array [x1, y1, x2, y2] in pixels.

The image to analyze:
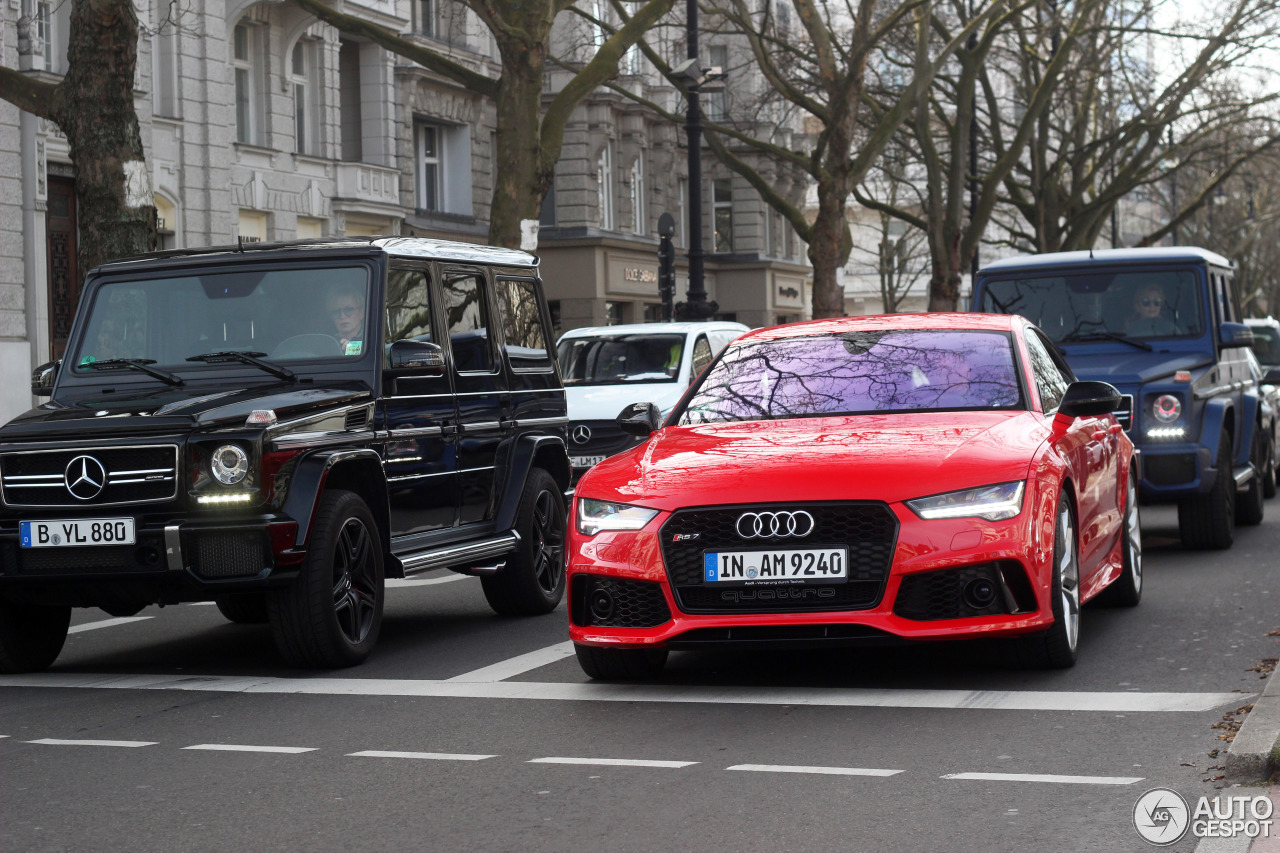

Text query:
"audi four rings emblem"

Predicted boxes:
[[65, 455, 106, 500], [572, 425, 592, 445], [735, 510, 815, 539]]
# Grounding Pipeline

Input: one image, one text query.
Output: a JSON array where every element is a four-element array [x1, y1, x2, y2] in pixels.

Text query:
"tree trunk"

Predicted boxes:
[[53, 0, 156, 275], [927, 254, 962, 311], [808, 189, 847, 318], [489, 43, 549, 249]]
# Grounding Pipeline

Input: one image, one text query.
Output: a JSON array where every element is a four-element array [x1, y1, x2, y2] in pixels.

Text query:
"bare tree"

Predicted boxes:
[[0, 0, 157, 278], [290, 0, 676, 249]]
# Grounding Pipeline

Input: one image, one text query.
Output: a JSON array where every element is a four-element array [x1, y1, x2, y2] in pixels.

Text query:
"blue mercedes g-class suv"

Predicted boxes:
[[974, 247, 1266, 550]]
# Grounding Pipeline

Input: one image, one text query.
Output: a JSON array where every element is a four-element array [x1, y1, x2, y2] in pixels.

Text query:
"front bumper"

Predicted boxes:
[[567, 500, 1061, 650], [0, 512, 302, 606], [1134, 441, 1214, 500]]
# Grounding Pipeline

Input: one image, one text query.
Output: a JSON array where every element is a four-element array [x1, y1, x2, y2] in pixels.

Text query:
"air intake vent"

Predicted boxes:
[[344, 408, 369, 431]]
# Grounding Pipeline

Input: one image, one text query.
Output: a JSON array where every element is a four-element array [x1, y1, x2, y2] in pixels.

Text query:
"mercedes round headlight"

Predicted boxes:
[[210, 444, 249, 485], [1153, 394, 1182, 423]]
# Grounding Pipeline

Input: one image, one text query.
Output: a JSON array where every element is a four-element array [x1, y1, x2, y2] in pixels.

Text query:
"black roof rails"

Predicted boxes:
[[100, 236, 388, 267]]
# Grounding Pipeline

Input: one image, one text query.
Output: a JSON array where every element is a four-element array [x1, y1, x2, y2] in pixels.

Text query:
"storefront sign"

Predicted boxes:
[[624, 268, 658, 283]]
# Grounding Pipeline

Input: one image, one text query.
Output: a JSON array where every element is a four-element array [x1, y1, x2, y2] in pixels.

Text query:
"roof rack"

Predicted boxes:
[[100, 236, 387, 266]]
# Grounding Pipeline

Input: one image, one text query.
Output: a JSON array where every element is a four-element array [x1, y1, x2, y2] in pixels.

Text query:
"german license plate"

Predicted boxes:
[[20, 518, 136, 548], [570, 455, 606, 470], [704, 548, 847, 584]]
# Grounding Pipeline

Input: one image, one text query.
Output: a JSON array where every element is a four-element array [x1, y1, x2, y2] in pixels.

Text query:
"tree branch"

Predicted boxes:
[[0, 65, 60, 121]]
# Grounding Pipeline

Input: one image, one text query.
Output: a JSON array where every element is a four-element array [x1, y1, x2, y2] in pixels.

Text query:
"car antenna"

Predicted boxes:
[[1089, 247, 1094, 259], [237, 235, 245, 253]]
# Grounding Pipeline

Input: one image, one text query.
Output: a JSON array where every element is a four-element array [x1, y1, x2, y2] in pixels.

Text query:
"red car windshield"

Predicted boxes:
[[679, 330, 1023, 424]]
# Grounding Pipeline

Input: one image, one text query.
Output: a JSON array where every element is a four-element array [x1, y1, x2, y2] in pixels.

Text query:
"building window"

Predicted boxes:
[[291, 41, 319, 156], [297, 217, 324, 239], [232, 22, 262, 146], [151, 2, 180, 118], [713, 178, 733, 253], [238, 210, 268, 243], [706, 45, 727, 121], [597, 145, 614, 230], [630, 157, 645, 235], [417, 124, 442, 212], [539, 179, 556, 227], [416, 0, 436, 37], [591, 0, 606, 51], [339, 39, 363, 162], [35, 1, 52, 66], [623, 4, 642, 75]]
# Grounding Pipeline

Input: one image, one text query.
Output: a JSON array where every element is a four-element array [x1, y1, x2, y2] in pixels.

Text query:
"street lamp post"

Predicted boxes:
[[674, 0, 718, 321]]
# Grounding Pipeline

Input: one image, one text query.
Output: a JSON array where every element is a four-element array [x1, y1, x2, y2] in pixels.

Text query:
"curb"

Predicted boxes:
[[1226, 662, 1280, 783]]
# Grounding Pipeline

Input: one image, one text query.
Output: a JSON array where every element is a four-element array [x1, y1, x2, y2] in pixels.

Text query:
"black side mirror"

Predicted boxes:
[[617, 402, 662, 437], [1220, 322, 1255, 347], [31, 360, 60, 396], [1058, 380, 1123, 419], [386, 340, 445, 376], [1265, 367, 1280, 385]]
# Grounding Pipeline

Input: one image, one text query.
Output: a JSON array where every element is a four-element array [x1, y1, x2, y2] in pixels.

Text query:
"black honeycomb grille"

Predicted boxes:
[[190, 532, 269, 579], [893, 564, 1007, 621], [573, 576, 672, 629], [659, 502, 898, 614]]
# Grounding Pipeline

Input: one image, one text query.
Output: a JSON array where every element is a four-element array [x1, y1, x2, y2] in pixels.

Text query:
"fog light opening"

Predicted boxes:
[[589, 586, 615, 621], [962, 577, 998, 610]]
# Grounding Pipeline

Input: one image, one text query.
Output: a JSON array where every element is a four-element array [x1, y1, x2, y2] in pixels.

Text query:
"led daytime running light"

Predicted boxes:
[[197, 492, 255, 505], [907, 481, 1026, 521], [576, 498, 660, 536], [1147, 426, 1186, 439]]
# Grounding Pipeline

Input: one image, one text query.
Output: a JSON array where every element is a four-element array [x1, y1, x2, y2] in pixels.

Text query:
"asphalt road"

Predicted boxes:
[[2, 504, 1278, 852]]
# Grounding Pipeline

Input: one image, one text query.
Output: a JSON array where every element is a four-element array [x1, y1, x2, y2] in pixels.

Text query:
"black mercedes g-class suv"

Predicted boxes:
[[0, 238, 571, 672]]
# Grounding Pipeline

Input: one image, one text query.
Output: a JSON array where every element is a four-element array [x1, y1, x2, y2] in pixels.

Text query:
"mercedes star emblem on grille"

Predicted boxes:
[[572, 425, 592, 445], [735, 510, 815, 539], [65, 455, 106, 500]]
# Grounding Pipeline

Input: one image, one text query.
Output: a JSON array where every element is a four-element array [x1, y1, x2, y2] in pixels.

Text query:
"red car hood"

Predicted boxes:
[[576, 411, 1048, 510]]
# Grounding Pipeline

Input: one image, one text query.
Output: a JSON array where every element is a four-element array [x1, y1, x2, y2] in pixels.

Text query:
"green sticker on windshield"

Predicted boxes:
[[79, 355, 96, 366], [345, 340, 363, 356]]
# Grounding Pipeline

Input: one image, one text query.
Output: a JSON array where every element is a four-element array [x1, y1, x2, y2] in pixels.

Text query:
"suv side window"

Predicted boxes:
[[441, 270, 495, 373], [1025, 329, 1070, 412], [385, 267, 434, 367], [692, 334, 713, 377], [495, 278, 552, 370]]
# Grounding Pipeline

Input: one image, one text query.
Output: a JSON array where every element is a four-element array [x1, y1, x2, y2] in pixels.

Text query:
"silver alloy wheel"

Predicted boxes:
[[1058, 502, 1080, 652], [1126, 473, 1143, 595]]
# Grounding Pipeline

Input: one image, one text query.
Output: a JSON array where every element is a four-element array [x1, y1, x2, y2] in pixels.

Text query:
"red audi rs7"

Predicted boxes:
[[568, 313, 1140, 678]]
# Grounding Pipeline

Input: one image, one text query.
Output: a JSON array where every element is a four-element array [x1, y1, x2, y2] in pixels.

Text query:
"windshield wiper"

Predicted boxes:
[[1060, 330, 1153, 351], [85, 358, 184, 386], [186, 350, 296, 382]]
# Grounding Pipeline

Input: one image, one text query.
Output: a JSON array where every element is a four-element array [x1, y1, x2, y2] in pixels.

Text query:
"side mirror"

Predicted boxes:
[[31, 360, 60, 396], [617, 401, 662, 437], [386, 339, 444, 375], [1058, 380, 1123, 419], [1265, 367, 1280, 385], [1220, 322, 1255, 347]]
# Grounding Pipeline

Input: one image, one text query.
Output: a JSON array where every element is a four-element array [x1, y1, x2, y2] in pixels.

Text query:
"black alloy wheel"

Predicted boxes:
[[1237, 427, 1266, 526], [1263, 431, 1277, 500], [481, 468, 567, 616], [269, 489, 384, 668], [1178, 427, 1235, 550]]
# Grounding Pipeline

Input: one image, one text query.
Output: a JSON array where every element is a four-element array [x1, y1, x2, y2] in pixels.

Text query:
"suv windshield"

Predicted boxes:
[[679, 330, 1022, 424], [557, 334, 684, 384], [71, 265, 371, 372], [979, 269, 1203, 343], [1251, 324, 1280, 367]]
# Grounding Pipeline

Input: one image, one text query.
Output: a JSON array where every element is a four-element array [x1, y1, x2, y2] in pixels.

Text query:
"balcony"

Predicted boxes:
[[334, 162, 402, 210]]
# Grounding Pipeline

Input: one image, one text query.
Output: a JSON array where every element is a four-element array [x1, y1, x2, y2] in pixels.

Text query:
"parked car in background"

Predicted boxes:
[[557, 322, 749, 484], [0, 238, 570, 673], [974, 247, 1266, 550], [1245, 316, 1280, 497], [569, 313, 1140, 679]]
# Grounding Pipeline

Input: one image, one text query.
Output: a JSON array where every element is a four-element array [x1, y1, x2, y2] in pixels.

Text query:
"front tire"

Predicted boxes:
[[1097, 468, 1142, 607], [481, 468, 567, 616], [1263, 430, 1277, 499], [1014, 493, 1080, 669], [574, 643, 668, 680], [0, 598, 71, 673], [1178, 427, 1235, 550], [269, 490, 384, 668]]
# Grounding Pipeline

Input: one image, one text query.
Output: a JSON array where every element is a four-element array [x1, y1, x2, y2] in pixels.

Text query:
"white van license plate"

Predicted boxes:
[[20, 518, 136, 548]]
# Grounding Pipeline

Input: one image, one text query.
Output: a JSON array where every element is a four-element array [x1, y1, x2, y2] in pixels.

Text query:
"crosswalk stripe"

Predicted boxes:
[[67, 617, 153, 634], [446, 642, 575, 682], [529, 756, 697, 768], [942, 772, 1144, 785], [182, 743, 316, 754], [0, 672, 1247, 713], [348, 750, 497, 761], [728, 764, 903, 777], [26, 738, 156, 748]]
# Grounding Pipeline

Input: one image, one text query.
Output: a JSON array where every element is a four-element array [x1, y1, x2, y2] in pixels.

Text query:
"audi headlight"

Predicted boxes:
[[1152, 394, 1182, 423], [576, 498, 660, 536], [906, 481, 1025, 521], [210, 444, 249, 485]]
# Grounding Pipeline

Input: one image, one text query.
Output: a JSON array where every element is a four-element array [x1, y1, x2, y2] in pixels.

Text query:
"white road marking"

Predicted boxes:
[[529, 757, 697, 768], [26, 738, 156, 748], [67, 617, 153, 634], [728, 764, 903, 777], [941, 772, 1144, 785], [182, 743, 316, 754], [188, 601, 217, 606], [386, 574, 474, 589], [348, 750, 497, 761], [445, 642, 575, 682], [0, 672, 1246, 713]]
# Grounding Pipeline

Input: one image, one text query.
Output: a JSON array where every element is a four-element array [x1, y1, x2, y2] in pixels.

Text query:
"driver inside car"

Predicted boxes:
[[327, 283, 366, 355]]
